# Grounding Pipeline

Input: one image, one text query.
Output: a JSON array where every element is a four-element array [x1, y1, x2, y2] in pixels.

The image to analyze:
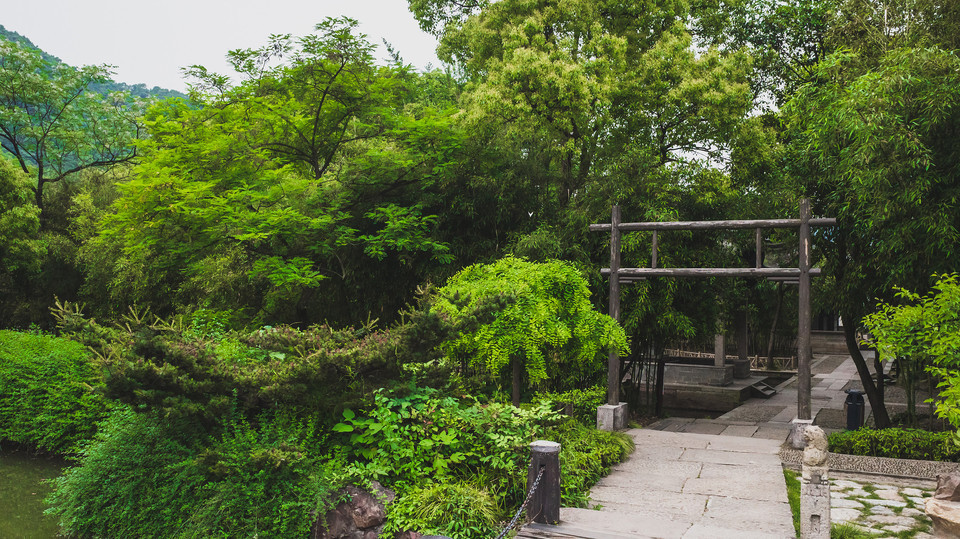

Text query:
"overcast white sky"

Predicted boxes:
[[2, 0, 442, 92]]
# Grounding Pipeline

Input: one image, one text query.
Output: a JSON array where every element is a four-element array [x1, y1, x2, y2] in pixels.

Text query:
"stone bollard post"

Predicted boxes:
[[800, 426, 831, 539], [528, 440, 561, 524]]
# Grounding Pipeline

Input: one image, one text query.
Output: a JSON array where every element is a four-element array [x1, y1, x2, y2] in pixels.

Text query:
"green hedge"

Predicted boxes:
[[0, 330, 108, 453], [828, 427, 960, 461]]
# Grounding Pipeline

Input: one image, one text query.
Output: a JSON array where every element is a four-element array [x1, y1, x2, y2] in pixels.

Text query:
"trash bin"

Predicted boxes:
[[844, 389, 865, 430]]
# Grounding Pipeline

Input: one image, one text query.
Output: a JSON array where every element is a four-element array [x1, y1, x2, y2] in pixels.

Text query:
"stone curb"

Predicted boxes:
[[780, 446, 959, 482]]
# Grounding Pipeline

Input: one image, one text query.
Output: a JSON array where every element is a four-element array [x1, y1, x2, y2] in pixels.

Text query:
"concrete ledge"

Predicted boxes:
[[597, 402, 628, 431], [662, 364, 734, 386]]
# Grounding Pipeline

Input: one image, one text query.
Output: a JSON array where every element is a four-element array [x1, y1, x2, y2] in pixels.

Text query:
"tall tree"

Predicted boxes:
[[784, 0, 960, 426], [0, 38, 143, 222], [85, 19, 457, 324]]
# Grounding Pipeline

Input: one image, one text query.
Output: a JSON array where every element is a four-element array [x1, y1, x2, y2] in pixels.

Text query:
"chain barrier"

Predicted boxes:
[[493, 465, 545, 539]]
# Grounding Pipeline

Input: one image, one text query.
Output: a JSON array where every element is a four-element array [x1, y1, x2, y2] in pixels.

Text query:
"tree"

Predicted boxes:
[[85, 19, 456, 325], [433, 256, 628, 405], [0, 38, 143, 221], [0, 158, 45, 322], [863, 275, 960, 428], [784, 5, 960, 425], [427, 0, 752, 210]]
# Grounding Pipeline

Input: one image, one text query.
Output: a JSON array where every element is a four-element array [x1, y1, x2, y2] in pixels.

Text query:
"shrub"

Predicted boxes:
[[46, 408, 206, 536], [384, 481, 500, 538], [47, 407, 344, 538], [828, 428, 960, 461], [536, 386, 607, 425], [545, 419, 634, 507], [0, 330, 109, 453]]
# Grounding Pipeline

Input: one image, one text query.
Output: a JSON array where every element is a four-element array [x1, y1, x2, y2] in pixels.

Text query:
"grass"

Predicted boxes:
[[784, 468, 800, 537]]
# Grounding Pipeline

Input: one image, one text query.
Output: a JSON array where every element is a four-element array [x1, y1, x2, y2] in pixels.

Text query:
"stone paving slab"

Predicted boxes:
[[718, 424, 758, 437], [531, 428, 794, 538]]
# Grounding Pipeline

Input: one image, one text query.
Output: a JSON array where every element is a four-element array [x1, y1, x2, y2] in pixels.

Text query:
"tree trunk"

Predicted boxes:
[[766, 283, 784, 369], [512, 357, 521, 407], [844, 323, 890, 428]]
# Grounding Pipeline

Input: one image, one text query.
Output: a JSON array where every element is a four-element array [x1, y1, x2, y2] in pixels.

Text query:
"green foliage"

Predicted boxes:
[[0, 330, 108, 454], [334, 388, 561, 492], [0, 159, 45, 323], [47, 407, 343, 538], [0, 35, 143, 215], [334, 386, 632, 531], [384, 480, 500, 538], [46, 409, 205, 536], [535, 386, 607, 424], [84, 19, 457, 325], [434, 257, 628, 391], [828, 428, 960, 461], [863, 275, 960, 429]]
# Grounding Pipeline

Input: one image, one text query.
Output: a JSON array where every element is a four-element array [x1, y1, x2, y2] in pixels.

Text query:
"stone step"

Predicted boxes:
[[750, 380, 777, 398]]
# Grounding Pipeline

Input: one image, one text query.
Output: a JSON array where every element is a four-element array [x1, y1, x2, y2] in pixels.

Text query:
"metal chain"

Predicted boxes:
[[494, 465, 546, 539]]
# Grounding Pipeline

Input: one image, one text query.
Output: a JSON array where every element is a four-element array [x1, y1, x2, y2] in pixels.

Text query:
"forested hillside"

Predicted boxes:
[[0, 24, 186, 100]]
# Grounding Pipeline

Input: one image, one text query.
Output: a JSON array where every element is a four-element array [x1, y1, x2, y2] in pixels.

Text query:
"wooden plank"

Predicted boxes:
[[600, 267, 822, 278], [588, 217, 837, 232]]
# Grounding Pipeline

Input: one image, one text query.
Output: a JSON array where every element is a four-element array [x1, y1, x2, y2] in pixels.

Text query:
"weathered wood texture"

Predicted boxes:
[[601, 267, 822, 278], [588, 217, 836, 232], [607, 206, 621, 406]]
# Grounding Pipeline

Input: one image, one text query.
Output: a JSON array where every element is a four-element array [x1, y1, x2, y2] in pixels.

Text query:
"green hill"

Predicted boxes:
[[0, 24, 186, 100]]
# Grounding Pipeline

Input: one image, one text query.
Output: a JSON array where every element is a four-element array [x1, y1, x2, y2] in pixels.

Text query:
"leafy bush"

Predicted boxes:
[[433, 256, 629, 399], [335, 387, 633, 536], [536, 386, 607, 424], [384, 481, 500, 538], [48, 407, 344, 538], [862, 274, 960, 428], [0, 330, 109, 453], [828, 428, 960, 461], [545, 419, 634, 507]]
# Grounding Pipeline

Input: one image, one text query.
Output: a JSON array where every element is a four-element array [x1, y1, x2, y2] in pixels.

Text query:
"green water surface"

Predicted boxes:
[[0, 450, 64, 538]]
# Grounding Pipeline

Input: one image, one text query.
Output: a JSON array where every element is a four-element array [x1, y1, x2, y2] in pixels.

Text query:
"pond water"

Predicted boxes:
[[0, 450, 64, 538]]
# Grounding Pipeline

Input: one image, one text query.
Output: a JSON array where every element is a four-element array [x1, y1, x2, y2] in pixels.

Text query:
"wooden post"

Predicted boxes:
[[528, 440, 561, 524], [798, 199, 812, 421], [651, 230, 658, 268], [607, 205, 621, 406], [755, 228, 763, 268]]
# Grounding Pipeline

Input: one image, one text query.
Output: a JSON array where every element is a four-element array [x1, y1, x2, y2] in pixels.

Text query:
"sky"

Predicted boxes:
[[2, 0, 442, 93]]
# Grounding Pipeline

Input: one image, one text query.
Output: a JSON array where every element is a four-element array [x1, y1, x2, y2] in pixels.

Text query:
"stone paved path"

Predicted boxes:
[[521, 428, 795, 538], [829, 478, 934, 538], [520, 353, 946, 538], [648, 353, 874, 440]]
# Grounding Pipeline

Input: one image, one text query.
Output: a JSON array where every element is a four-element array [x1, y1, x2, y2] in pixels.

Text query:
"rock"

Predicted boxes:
[[927, 497, 960, 538], [935, 473, 960, 502], [802, 426, 829, 467], [312, 481, 396, 539], [927, 473, 960, 538]]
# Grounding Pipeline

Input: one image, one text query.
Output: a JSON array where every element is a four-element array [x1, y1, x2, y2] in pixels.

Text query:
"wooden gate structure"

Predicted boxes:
[[590, 199, 835, 422]]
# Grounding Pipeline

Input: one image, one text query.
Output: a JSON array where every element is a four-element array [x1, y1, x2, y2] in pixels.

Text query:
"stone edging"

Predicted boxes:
[[780, 446, 959, 483]]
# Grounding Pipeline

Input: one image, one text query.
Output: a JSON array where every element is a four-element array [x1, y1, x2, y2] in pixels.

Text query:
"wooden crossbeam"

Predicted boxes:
[[588, 217, 836, 232]]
